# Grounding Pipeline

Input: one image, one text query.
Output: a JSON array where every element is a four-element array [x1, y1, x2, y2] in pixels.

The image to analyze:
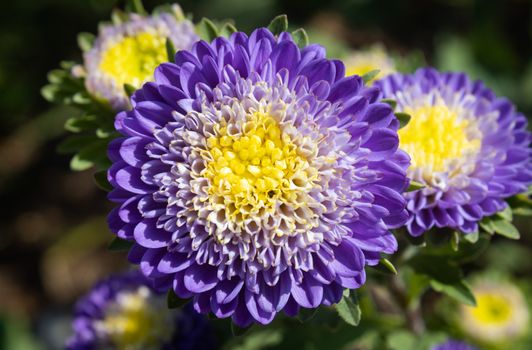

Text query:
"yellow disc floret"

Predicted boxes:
[[99, 31, 167, 88], [470, 293, 513, 325], [399, 104, 481, 176], [344, 46, 396, 82], [202, 111, 314, 234], [345, 62, 381, 78], [97, 287, 172, 350]]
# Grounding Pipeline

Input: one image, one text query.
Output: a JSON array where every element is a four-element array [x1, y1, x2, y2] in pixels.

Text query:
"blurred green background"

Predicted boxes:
[[0, 0, 531, 349]]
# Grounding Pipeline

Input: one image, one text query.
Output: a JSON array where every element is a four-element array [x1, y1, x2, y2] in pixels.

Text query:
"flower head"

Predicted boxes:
[[431, 339, 478, 350], [344, 45, 396, 81], [460, 280, 529, 343], [66, 271, 213, 350], [376, 68, 532, 236], [84, 5, 198, 110], [107, 28, 409, 326]]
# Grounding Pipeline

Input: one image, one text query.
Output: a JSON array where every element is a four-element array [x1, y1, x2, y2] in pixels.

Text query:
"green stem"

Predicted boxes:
[[389, 274, 426, 336]]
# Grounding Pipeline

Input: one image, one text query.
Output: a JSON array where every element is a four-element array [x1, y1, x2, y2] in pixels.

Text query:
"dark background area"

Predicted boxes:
[[0, 0, 530, 348]]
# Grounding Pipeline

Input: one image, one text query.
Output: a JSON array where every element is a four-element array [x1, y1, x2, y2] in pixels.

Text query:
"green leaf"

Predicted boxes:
[[165, 38, 176, 62], [41, 84, 60, 102], [0, 316, 43, 350], [152, 4, 182, 18], [72, 92, 92, 105], [171, 5, 185, 20], [335, 289, 361, 326], [496, 206, 513, 221], [107, 237, 134, 251], [430, 279, 476, 306], [197, 18, 219, 42], [462, 229, 479, 244], [60, 60, 77, 70], [513, 207, 532, 216], [96, 127, 115, 139], [381, 258, 398, 274], [111, 9, 128, 25], [292, 28, 309, 48], [370, 258, 398, 275], [77, 32, 95, 52], [491, 219, 520, 239], [479, 208, 519, 239], [126, 0, 147, 15], [167, 289, 189, 309], [361, 69, 380, 83], [47, 69, 69, 84], [395, 112, 411, 129], [267, 15, 288, 35], [479, 217, 495, 234], [64, 118, 85, 133], [406, 180, 425, 192], [70, 154, 93, 171], [507, 192, 532, 217], [124, 83, 137, 97], [450, 231, 460, 251], [64, 115, 98, 133], [220, 23, 238, 37], [94, 170, 112, 192], [381, 98, 397, 110]]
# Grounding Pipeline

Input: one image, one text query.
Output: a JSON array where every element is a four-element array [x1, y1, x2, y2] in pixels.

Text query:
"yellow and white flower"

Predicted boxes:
[[460, 280, 529, 343], [83, 5, 198, 110]]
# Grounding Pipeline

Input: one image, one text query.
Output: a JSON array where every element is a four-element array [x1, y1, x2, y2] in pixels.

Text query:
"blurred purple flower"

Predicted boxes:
[[431, 339, 478, 350], [376, 68, 532, 236], [66, 270, 213, 350]]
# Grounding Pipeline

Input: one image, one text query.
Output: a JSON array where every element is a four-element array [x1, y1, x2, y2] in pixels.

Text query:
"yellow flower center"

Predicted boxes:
[[399, 104, 481, 175], [99, 288, 172, 350], [345, 62, 380, 78], [203, 111, 313, 233], [470, 293, 513, 325], [99, 31, 168, 88], [344, 47, 395, 82]]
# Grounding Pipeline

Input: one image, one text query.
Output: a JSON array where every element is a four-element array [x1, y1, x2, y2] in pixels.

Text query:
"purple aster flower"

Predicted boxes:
[[66, 270, 214, 350], [106, 28, 410, 326], [84, 5, 198, 110], [431, 339, 478, 350], [376, 68, 532, 236]]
